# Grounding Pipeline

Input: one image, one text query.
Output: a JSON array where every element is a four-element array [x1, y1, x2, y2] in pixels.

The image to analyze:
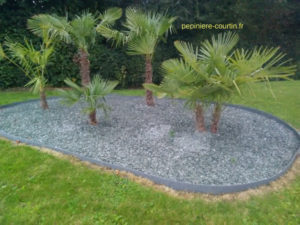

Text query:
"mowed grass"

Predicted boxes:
[[0, 81, 299, 224], [230, 81, 300, 129], [0, 90, 57, 106], [0, 141, 299, 225]]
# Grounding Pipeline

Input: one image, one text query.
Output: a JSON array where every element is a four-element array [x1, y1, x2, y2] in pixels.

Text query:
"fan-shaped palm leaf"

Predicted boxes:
[[28, 14, 71, 44], [70, 12, 97, 51], [127, 34, 157, 56], [99, 7, 122, 27]]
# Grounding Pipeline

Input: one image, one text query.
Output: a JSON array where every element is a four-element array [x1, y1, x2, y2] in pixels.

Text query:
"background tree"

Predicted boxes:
[[145, 32, 296, 133], [27, 8, 122, 86], [97, 7, 176, 106], [58, 76, 118, 125]]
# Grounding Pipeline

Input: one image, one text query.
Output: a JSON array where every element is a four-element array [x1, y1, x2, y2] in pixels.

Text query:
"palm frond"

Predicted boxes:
[[174, 41, 198, 66], [143, 83, 167, 98], [99, 7, 122, 27], [200, 32, 239, 62], [96, 25, 128, 46], [70, 12, 97, 51], [64, 78, 82, 92], [156, 16, 177, 36], [162, 58, 203, 84], [4, 39, 34, 77], [124, 8, 150, 36], [230, 46, 296, 79], [57, 88, 82, 106], [174, 41, 209, 79], [25, 76, 47, 94], [127, 35, 157, 55], [88, 75, 118, 97], [28, 14, 71, 43], [58, 78, 83, 105], [144, 77, 181, 98]]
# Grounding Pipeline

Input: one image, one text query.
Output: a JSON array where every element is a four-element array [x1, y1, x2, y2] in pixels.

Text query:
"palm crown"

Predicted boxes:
[[28, 9, 122, 52], [97, 8, 176, 56]]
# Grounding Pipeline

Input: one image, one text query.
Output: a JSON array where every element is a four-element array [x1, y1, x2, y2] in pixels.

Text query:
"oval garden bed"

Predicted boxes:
[[0, 95, 299, 194]]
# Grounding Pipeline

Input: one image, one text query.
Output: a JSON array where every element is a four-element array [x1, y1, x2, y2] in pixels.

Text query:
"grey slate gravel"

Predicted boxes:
[[0, 95, 299, 186]]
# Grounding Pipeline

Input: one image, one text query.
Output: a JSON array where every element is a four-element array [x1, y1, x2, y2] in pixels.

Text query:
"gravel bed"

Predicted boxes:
[[0, 95, 299, 186]]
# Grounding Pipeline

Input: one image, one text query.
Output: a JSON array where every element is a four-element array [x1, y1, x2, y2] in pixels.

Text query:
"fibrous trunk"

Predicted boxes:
[[40, 89, 49, 110], [79, 48, 91, 86], [210, 103, 222, 133], [195, 104, 206, 132], [89, 110, 98, 125], [145, 55, 155, 106]]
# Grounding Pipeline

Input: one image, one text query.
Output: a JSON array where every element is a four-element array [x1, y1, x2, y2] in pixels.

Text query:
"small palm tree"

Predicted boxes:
[[58, 76, 118, 125], [145, 32, 296, 133], [97, 8, 176, 106], [28, 8, 122, 86], [0, 37, 54, 109]]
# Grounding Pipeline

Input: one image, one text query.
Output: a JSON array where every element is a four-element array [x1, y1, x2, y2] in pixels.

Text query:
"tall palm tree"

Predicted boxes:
[[0, 36, 54, 109], [27, 8, 122, 87], [145, 32, 296, 133], [97, 8, 176, 106]]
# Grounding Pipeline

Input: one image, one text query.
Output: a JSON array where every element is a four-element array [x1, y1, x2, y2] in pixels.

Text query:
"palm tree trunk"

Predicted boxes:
[[145, 55, 155, 106], [40, 89, 49, 110], [89, 110, 98, 125], [79, 48, 91, 86], [195, 104, 206, 132], [210, 103, 222, 133]]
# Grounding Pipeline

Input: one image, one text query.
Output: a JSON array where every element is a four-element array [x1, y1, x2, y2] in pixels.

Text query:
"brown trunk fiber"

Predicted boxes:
[[40, 89, 49, 110], [210, 103, 222, 133], [89, 110, 98, 125], [79, 48, 91, 86], [195, 104, 206, 132], [145, 55, 155, 106]]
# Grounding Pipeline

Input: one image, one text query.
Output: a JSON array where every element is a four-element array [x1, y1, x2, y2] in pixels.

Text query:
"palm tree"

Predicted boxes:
[[58, 76, 118, 125], [144, 32, 296, 133], [144, 41, 212, 132], [200, 32, 296, 132], [97, 8, 176, 106], [27, 8, 122, 87], [0, 37, 54, 109]]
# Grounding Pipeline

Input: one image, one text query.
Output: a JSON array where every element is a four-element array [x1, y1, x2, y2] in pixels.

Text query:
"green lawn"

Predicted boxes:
[[0, 81, 299, 224], [230, 81, 300, 129]]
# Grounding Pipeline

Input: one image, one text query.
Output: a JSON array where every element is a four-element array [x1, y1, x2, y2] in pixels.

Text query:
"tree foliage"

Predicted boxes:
[[0, 0, 298, 89]]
